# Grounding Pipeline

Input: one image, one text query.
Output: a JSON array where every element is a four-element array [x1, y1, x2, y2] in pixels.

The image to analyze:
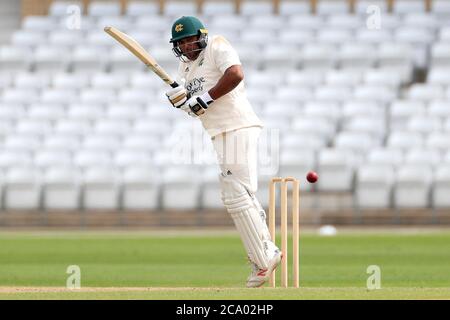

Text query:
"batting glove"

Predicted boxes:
[[179, 103, 198, 118], [165, 81, 188, 108], [185, 92, 214, 117]]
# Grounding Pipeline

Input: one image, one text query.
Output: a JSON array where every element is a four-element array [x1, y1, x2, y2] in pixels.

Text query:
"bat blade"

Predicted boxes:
[[104, 26, 178, 87]]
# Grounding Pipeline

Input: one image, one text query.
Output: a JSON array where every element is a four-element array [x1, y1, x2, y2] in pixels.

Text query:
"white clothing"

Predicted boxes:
[[177, 35, 263, 137]]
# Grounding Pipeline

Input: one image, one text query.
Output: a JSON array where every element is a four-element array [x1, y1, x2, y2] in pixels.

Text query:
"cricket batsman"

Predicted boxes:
[[164, 16, 282, 288]]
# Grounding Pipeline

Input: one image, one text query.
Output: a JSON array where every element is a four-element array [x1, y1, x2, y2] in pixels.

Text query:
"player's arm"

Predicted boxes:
[[208, 65, 244, 100]]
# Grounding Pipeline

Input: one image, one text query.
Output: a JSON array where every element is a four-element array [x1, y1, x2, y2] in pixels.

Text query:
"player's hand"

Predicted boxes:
[[179, 103, 198, 118], [165, 82, 188, 108], [185, 92, 214, 116]]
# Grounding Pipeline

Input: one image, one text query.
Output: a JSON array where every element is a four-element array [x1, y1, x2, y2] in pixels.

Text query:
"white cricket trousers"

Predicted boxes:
[[211, 126, 262, 193]]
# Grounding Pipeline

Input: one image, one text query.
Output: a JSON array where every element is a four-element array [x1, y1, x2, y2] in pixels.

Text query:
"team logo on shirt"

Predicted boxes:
[[175, 24, 183, 32], [186, 77, 206, 95]]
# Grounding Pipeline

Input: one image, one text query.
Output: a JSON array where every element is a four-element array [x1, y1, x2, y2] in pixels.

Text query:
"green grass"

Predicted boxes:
[[0, 230, 449, 299], [2, 287, 450, 300]]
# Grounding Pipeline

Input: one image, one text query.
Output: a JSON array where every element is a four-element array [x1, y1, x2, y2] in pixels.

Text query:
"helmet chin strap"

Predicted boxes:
[[173, 46, 203, 62], [172, 34, 208, 62], [183, 48, 203, 62]]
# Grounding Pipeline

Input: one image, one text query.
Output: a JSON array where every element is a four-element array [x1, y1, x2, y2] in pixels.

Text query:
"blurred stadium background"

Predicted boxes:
[[1, 0, 450, 229]]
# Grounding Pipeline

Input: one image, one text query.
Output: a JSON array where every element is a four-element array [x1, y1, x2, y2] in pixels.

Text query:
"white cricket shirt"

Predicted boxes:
[[177, 35, 263, 137]]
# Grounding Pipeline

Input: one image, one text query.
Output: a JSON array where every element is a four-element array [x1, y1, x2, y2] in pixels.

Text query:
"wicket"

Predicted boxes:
[[268, 177, 300, 288]]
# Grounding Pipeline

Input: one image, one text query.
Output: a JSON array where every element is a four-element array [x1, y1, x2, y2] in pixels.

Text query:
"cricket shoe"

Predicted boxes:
[[246, 244, 282, 288]]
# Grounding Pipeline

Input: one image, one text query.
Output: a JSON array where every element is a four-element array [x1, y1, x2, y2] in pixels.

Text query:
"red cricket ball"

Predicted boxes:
[[306, 171, 318, 183]]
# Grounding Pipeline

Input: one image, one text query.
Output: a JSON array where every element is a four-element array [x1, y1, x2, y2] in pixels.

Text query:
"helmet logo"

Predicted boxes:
[[175, 24, 184, 32]]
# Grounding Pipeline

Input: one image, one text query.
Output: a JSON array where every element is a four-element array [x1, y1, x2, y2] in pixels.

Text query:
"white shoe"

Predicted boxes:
[[246, 244, 282, 288]]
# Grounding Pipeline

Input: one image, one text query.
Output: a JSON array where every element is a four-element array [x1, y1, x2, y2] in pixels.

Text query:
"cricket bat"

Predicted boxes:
[[104, 26, 179, 88]]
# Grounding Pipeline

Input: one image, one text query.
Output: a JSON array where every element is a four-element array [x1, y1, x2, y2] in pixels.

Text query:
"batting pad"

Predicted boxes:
[[220, 174, 272, 269]]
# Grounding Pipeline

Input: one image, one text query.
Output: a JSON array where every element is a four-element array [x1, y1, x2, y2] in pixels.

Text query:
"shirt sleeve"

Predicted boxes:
[[211, 36, 241, 74]]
